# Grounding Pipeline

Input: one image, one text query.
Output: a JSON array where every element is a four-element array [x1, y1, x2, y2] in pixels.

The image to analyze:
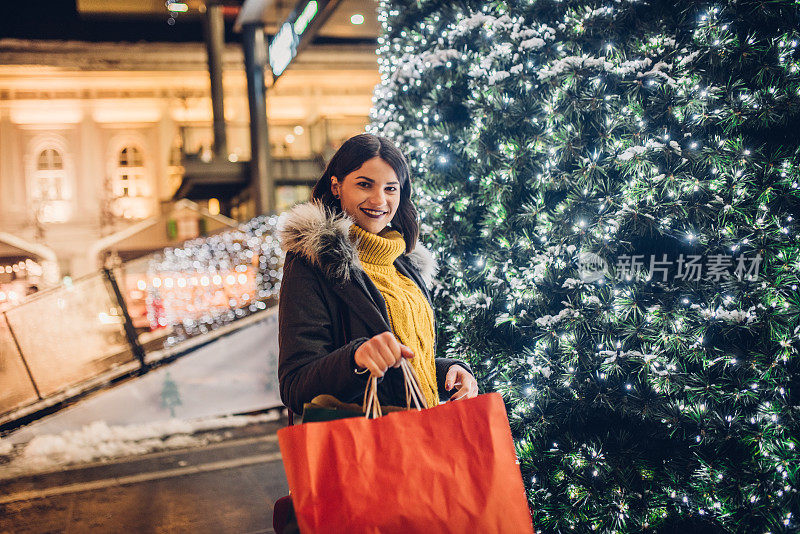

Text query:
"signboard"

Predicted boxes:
[[268, 0, 330, 77]]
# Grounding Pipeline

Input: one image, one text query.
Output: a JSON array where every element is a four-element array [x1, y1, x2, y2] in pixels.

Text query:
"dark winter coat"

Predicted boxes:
[[276, 201, 472, 415]]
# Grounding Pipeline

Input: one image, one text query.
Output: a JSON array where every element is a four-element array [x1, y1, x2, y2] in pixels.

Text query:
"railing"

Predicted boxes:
[[0, 214, 284, 428], [272, 157, 325, 184], [0, 270, 136, 420]]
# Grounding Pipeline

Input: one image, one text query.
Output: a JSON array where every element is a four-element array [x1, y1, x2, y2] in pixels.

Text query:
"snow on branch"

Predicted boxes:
[[392, 49, 462, 85], [538, 54, 655, 81]]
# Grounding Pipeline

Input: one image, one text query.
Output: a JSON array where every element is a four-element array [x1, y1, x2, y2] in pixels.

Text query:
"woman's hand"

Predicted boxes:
[[354, 331, 414, 377], [445, 365, 478, 401]]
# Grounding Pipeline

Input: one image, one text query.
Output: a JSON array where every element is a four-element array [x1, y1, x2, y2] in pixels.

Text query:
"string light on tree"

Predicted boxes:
[[370, 0, 800, 531]]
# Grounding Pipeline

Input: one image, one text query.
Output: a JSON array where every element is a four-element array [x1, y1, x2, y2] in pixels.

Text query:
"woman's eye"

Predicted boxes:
[[357, 182, 396, 192]]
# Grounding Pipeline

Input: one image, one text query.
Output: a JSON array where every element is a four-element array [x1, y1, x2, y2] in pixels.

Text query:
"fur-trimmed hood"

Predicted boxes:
[[277, 201, 438, 288]]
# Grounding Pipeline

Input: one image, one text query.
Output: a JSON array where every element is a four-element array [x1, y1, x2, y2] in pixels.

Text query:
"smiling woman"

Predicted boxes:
[[330, 157, 400, 234], [277, 133, 477, 414], [310, 133, 419, 253], [275, 132, 478, 531]]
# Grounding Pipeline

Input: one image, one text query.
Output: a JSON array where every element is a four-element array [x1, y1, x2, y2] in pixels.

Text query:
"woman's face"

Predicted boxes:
[[331, 157, 401, 234]]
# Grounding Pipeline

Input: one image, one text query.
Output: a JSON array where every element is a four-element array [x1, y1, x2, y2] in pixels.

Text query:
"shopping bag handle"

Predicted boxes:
[[362, 359, 428, 418]]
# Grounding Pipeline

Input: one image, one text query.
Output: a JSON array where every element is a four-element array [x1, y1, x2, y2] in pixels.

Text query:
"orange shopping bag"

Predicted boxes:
[[277, 360, 533, 533]]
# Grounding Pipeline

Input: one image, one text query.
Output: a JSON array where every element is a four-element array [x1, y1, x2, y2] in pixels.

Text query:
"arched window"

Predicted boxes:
[[31, 147, 71, 223], [35, 148, 66, 201], [109, 144, 151, 220], [114, 146, 146, 198]]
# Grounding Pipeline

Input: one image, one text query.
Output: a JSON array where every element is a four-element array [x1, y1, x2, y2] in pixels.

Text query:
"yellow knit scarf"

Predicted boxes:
[[351, 223, 439, 408]]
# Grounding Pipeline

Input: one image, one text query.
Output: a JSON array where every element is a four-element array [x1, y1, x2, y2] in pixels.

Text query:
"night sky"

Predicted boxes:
[[1, 1, 373, 46], [1, 1, 242, 43]]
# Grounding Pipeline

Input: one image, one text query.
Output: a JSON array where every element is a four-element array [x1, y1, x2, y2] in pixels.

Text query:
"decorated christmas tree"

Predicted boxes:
[[369, 0, 799, 531]]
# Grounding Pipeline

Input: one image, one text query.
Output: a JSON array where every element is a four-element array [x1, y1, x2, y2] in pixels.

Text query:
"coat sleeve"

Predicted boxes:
[[434, 358, 474, 399], [278, 255, 371, 414]]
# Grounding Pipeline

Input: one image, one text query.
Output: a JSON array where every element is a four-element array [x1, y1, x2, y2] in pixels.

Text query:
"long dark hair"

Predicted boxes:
[[311, 133, 419, 253]]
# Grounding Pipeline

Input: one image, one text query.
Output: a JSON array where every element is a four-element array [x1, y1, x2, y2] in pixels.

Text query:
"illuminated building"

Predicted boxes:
[[0, 37, 378, 280]]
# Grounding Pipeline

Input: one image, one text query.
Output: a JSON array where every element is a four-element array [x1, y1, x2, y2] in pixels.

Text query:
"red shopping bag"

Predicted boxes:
[[277, 363, 533, 534]]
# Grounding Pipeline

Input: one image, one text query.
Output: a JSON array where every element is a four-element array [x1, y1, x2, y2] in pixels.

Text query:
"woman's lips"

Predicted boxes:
[[360, 208, 387, 219]]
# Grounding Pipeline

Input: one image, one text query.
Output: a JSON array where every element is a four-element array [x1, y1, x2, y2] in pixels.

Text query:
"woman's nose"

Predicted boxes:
[[370, 189, 387, 206]]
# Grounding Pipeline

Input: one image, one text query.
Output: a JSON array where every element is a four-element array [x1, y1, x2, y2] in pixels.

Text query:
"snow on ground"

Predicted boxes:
[[6, 311, 281, 445], [0, 312, 286, 480], [0, 412, 280, 480]]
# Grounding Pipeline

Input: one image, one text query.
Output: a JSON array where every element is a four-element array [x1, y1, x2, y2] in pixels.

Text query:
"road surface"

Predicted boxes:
[[0, 419, 289, 534]]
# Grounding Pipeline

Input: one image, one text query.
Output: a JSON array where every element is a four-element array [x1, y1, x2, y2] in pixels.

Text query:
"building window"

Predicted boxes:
[[32, 147, 71, 223], [114, 146, 146, 198], [111, 145, 151, 219], [36, 149, 66, 200]]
